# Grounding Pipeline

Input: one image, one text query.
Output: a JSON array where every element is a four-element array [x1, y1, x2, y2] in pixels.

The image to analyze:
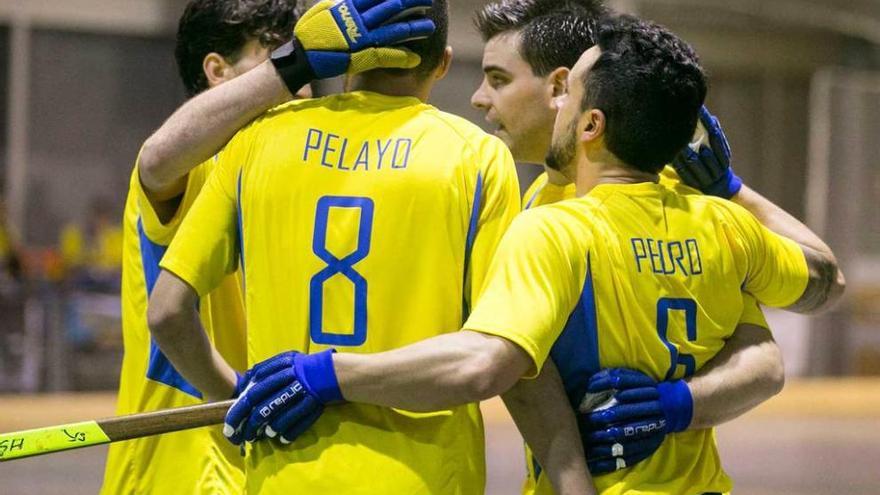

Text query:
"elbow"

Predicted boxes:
[[767, 355, 785, 398], [147, 294, 180, 343], [138, 137, 169, 192], [456, 335, 529, 403]]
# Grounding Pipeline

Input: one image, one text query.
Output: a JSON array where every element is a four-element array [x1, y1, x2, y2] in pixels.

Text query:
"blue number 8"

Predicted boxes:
[[656, 297, 698, 380], [310, 196, 374, 346]]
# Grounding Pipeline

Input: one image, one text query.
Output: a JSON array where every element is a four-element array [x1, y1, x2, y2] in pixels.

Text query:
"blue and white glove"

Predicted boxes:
[[271, 0, 436, 92], [223, 349, 343, 446], [579, 368, 693, 475], [672, 106, 743, 199]]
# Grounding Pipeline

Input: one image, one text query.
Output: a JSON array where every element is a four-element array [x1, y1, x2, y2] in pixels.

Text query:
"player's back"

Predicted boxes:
[[527, 182, 805, 494], [229, 91, 519, 493]]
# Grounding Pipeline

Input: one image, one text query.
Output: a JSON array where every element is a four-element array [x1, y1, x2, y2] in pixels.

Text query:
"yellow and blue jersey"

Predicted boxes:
[[160, 91, 521, 494], [517, 169, 769, 494], [466, 181, 807, 495], [100, 161, 246, 495]]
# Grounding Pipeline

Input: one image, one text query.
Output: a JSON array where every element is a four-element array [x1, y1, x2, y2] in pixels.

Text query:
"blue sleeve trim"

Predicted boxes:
[[524, 183, 546, 210], [462, 171, 484, 319], [137, 219, 202, 399]]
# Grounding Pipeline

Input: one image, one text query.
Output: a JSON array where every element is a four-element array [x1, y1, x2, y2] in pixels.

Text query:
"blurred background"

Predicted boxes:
[[0, 0, 877, 493]]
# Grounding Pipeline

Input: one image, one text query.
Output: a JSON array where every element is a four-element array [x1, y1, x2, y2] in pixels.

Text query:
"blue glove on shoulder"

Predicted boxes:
[[271, 0, 436, 91], [579, 368, 693, 474], [672, 106, 743, 199], [223, 349, 343, 446]]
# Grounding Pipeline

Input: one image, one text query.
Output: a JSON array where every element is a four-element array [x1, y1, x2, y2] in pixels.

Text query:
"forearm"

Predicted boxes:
[[147, 271, 237, 400], [686, 323, 784, 429], [733, 185, 845, 313], [732, 185, 829, 255], [139, 60, 291, 194], [503, 363, 595, 495], [333, 331, 531, 411]]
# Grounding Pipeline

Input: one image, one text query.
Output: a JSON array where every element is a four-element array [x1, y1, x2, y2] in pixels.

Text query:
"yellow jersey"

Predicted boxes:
[[100, 161, 247, 495], [518, 169, 770, 494], [160, 91, 521, 494], [466, 181, 808, 495]]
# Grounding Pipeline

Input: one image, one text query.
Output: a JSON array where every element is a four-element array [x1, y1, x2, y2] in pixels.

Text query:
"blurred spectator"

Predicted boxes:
[[59, 197, 122, 292], [0, 195, 24, 296]]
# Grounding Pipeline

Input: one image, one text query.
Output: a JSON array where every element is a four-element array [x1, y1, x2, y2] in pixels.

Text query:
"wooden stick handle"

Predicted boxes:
[[0, 400, 234, 462], [98, 399, 234, 441]]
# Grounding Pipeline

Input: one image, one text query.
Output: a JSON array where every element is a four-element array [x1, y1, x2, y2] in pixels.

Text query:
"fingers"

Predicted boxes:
[[583, 416, 667, 444], [366, 18, 435, 46], [280, 407, 323, 444], [266, 395, 321, 438], [588, 368, 656, 393], [224, 366, 297, 443], [349, 47, 421, 74], [700, 106, 732, 163], [587, 434, 665, 475], [586, 433, 664, 461], [239, 382, 307, 442], [584, 400, 664, 428], [360, 0, 433, 29]]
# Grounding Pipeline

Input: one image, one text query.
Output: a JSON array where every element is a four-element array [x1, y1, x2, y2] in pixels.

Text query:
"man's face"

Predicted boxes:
[[546, 47, 601, 176], [470, 32, 558, 164]]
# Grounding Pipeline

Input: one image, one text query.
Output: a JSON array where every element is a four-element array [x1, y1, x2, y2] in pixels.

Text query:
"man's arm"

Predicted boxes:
[[582, 322, 784, 473], [731, 185, 845, 314], [138, 61, 291, 200], [503, 362, 596, 495], [673, 107, 845, 314], [333, 331, 531, 411], [686, 322, 784, 428], [147, 270, 238, 400]]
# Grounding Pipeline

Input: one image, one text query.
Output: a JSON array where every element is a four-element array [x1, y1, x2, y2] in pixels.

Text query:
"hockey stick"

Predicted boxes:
[[0, 399, 233, 462]]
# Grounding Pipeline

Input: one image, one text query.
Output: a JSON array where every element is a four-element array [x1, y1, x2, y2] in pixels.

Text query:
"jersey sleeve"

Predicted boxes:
[[724, 203, 810, 308], [159, 136, 247, 297], [134, 152, 214, 246], [463, 208, 586, 377], [465, 137, 522, 308], [737, 294, 768, 329]]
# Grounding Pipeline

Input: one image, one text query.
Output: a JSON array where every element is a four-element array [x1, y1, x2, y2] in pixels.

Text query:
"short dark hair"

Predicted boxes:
[[475, 0, 606, 76], [582, 14, 707, 173], [381, 0, 449, 79], [175, 0, 300, 96]]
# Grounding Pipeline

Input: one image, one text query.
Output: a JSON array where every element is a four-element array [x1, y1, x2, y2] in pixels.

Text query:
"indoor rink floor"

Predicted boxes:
[[1, 380, 878, 495]]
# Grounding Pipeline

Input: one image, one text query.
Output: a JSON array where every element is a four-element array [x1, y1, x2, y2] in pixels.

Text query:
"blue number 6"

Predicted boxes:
[[310, 196, 374, 346], [656, 298, 698, 380]]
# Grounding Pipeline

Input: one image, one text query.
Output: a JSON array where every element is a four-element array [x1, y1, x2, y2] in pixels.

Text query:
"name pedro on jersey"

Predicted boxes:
[[303, 128, 412, 171], [631, 237, 703, 276]]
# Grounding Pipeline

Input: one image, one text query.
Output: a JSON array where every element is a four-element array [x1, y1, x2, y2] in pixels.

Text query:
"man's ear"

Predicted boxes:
[[203, 52, 233, 89], [433, 46, 454, 81], [580, 109, 606, 144], [547, 67, 570, 100]]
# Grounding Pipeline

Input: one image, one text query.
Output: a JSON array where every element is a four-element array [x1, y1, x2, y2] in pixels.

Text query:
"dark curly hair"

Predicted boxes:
[[175, 0, 300, 97], [583, 14, 707, 173], [474, 0, 607, 76]]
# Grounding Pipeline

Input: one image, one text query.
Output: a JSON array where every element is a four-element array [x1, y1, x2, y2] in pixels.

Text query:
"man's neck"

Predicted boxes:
[[349, 73, 430, 102], [575, 158, 659, 197], [544, 166, 570, 186]]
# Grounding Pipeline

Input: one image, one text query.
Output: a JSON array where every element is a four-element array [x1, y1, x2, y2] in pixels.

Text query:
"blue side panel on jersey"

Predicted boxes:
[[534, 254, 601, 478], [550, 253, 601, 407], [138, 219, 203, 399], [462, 171, 484, 319], [236, 171, 246, 280]]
